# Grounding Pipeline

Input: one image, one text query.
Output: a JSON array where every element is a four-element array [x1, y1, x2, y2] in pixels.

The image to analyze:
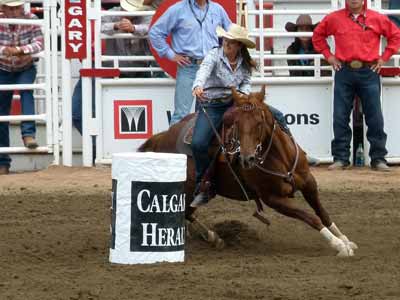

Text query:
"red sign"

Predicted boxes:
[[64, 0, 87, 59], [114, 100, 153, 139], [150, 0, 236, 78]]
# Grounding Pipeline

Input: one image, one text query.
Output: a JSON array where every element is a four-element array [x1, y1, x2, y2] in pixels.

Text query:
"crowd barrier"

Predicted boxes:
[[3, 0, 400, 170]]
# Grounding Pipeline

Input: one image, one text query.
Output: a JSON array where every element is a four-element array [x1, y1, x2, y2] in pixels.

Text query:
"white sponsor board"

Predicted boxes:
[[99, 81, 333, 161], [382, 84, 400, 162], [252, 83, 333, 160]]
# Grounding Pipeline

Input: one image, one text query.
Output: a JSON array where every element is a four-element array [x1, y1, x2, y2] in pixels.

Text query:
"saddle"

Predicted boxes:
[[175, 107, 239, 161]]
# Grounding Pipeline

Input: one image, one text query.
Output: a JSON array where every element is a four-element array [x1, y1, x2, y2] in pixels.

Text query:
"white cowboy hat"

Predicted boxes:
[[216, 24, 256, 49], [0, 0, 24, 6], [120, 0, 153, 11]]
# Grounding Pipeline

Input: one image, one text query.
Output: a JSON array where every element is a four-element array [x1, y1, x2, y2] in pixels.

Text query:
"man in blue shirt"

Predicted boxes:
[[149, 0, 231, 125]]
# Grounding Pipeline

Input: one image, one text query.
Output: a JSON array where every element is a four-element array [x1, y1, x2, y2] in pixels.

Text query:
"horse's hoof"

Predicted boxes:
[[207, 230, 217, 243], [347, 241, 358, 250], [336, 246, 354, 257], [215, 238, 225, 250], [339, 235, 358, 250]]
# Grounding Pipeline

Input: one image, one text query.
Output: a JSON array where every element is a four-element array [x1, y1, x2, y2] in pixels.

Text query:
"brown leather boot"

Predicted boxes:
[[22, 136, 38, 149]]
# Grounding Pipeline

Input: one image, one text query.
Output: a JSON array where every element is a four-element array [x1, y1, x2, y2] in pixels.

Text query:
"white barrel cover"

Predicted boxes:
[[110, 152, 187, 264]]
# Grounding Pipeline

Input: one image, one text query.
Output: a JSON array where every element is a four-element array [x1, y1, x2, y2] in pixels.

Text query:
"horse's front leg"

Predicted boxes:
[[300, 173, 358, 252], [261, 194, 354, 257]]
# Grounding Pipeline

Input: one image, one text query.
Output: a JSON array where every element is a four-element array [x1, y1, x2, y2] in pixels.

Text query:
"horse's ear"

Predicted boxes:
[[257, 85, 266, 103], [231, 87, 247, 105]]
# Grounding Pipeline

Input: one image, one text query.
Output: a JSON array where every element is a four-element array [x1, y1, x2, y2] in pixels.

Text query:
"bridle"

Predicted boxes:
[[227, 102, 300, 185]]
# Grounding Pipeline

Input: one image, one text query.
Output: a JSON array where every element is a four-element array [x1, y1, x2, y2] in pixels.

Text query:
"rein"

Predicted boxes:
[[197, 100, 251, 203]]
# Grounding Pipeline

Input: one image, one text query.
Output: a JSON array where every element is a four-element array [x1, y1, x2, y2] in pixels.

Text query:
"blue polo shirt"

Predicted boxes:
[[149, 0, 231, 60]]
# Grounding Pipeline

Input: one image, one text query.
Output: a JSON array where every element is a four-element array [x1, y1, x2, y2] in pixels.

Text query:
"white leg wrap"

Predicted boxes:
[[329, 223, 343, 237], [329, 223, 358, 250], [320, 227, 354, 257]]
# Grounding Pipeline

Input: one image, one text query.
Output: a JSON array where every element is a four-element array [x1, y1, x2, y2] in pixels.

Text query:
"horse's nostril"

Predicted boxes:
[[248, 156, 255, 164]]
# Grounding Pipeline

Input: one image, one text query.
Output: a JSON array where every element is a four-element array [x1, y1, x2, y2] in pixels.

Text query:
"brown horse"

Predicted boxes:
[[139, 85, 357, 256]]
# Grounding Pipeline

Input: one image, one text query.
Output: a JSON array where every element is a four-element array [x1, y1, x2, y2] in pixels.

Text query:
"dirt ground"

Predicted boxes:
[[0, 165, 399, 300]]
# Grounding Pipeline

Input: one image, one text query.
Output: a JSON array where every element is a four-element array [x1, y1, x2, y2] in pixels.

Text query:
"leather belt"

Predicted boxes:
[[187, 57, 203, 65], [203, 95, 233, 104], [343, 60, 375, 69]]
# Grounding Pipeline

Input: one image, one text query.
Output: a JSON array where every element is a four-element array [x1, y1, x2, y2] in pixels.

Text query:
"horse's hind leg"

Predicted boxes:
[[188, 217, 225, 249], [301, 173, 358, 252], [261, 194, 354, 257]]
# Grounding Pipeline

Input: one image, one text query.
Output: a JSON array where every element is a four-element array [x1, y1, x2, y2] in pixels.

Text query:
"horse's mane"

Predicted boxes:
[[137, 132, 165, 152], [234, 91, 273, 123]]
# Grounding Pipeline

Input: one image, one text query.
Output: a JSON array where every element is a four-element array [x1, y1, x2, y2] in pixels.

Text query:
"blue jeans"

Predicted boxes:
[[332, 66, 387, 163], [72, 77, 96, 135], [170, 63, 200, 126], [0, 66, 37, 167], [269, 105, 290, 132], [191, 100, 232, 185]]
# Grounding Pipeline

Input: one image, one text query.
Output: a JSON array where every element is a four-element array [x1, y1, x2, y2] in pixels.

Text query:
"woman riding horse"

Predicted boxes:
[[190, 24, 257, 207], [191, 24, 318, 207]]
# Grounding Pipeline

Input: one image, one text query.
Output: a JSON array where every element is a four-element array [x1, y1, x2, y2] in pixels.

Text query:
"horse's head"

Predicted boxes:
[[231, 85, 272, 169]]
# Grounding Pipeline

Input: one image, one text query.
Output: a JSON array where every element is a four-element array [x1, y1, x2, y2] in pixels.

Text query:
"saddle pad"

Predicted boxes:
[[175, 115, 197, 157], [183, 117, 196, 145]]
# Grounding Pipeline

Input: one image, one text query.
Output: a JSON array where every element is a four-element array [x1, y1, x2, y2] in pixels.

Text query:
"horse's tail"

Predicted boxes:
[[137, 132, 165, 152]]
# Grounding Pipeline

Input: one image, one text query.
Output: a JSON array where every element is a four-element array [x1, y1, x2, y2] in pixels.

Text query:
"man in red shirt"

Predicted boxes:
[[312, 0, 400, 171]]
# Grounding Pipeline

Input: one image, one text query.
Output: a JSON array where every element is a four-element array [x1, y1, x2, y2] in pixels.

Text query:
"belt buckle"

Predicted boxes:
[[350, 60, 363, 69]]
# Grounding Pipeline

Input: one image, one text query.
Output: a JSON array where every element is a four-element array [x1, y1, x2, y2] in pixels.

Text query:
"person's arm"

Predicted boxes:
[[380, 15, 400, 61], [101, 8, 120, 35], [219, 5, 232, 30], [149, 6, 178, 60], [312, 15, 342, 71], [192, 49, 218, 99], [238, 69, 251, 95], [312, 16, 334, 60], [20, 15, 44, 54], [134, 16, 151, 36]]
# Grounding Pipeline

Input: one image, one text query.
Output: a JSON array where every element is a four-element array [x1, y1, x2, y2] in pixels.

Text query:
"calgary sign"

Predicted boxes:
[[64, 0, 87, 59]]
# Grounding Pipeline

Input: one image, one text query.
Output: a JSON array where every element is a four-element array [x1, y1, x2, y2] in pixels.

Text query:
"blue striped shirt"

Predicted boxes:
[[149, 0, 231, 60], [193, 47, 252, 100]]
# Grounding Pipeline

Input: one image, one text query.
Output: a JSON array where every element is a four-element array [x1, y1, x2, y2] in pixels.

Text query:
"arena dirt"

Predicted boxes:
[[0, 165, 399, 300]]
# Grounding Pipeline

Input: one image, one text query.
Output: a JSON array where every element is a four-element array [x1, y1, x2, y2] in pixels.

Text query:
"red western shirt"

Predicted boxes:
[[312, 8, 400, 62]]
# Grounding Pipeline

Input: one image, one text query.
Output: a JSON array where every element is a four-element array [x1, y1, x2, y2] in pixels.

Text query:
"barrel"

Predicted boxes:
[[110, 152, 187, 264]]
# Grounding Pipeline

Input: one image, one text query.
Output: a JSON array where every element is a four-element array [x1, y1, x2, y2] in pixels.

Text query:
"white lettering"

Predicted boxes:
[[158, 228, 167, 246], [68, 18, 83, 29], [161, 195, 171, 213], [149, 195, 161, 213], [68, 6, 83, 16], [137, 190, 186, 214], [69, 43, 82, 52], [137, 189, 151, 213], [169, 194, 178, 213], [68, 31, 83, 41], [166, 228, 175, 246], [141, 223, 157, 246], [140, 224, 185, 247]]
